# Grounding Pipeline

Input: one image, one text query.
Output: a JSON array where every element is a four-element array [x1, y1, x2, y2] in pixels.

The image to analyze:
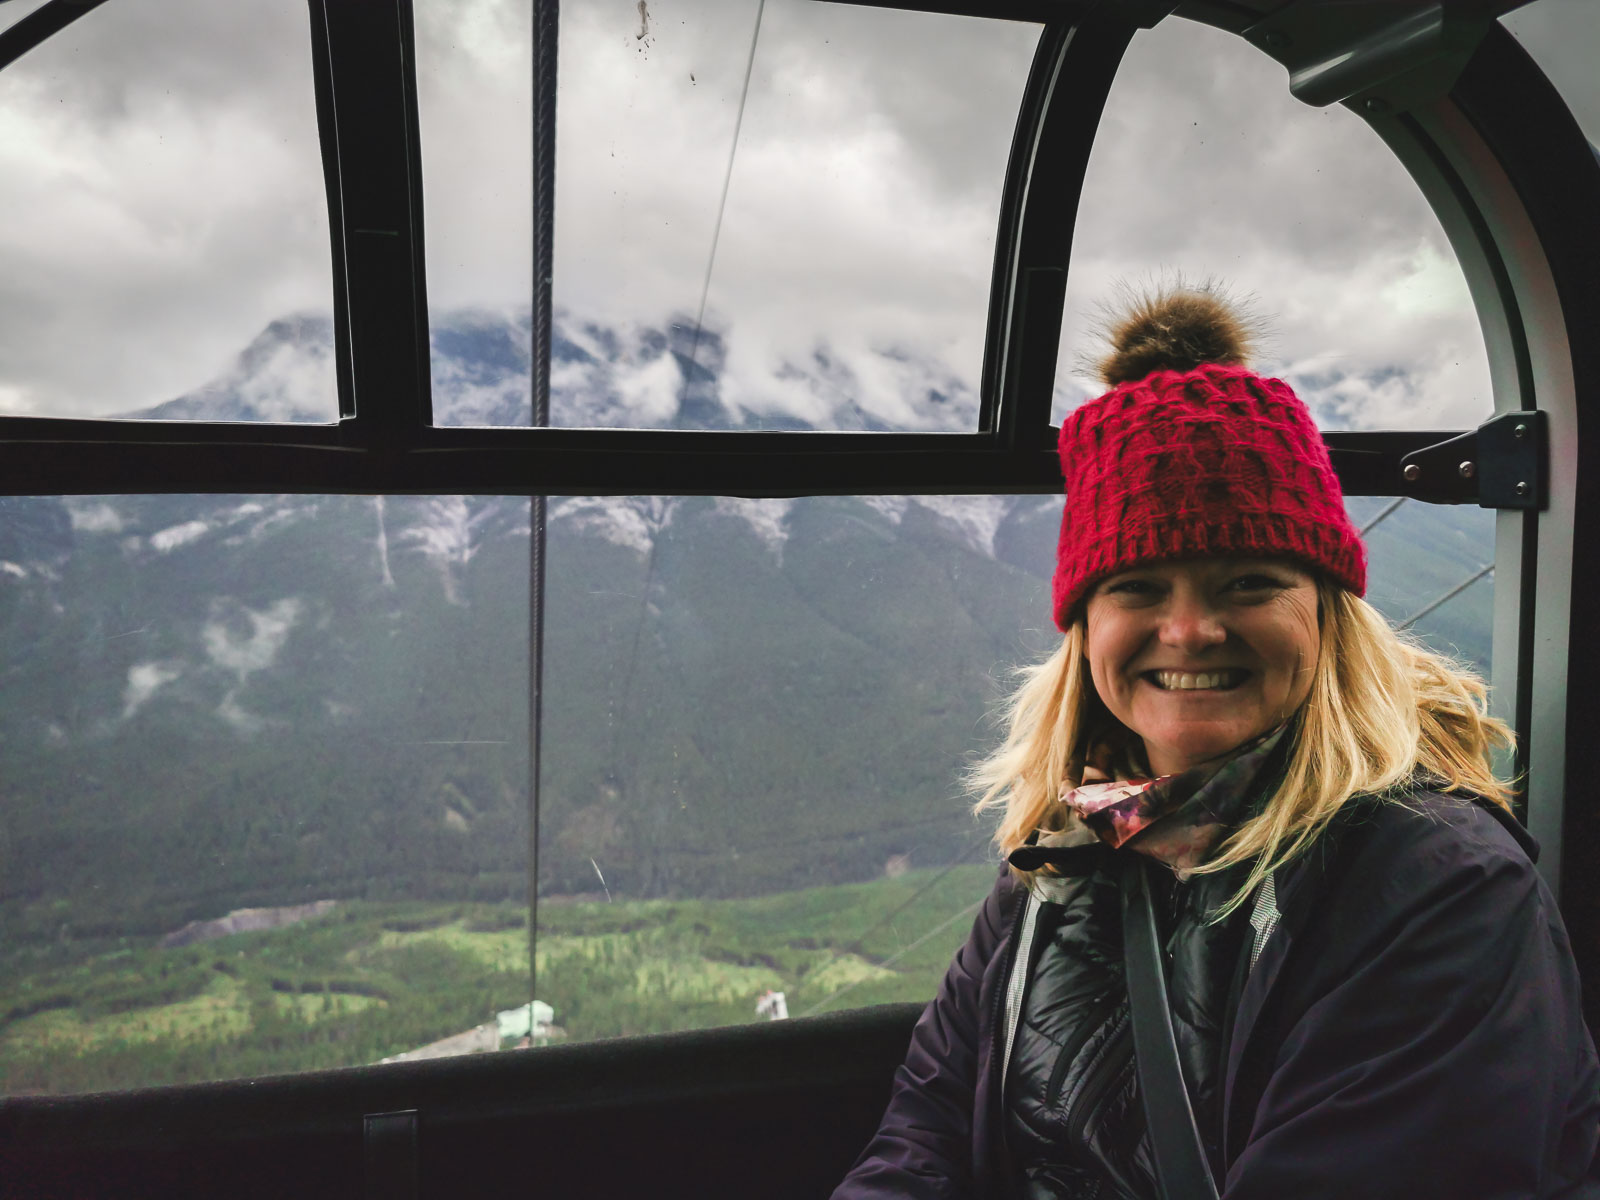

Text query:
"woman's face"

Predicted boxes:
[[1083, 557, 1320, 778]]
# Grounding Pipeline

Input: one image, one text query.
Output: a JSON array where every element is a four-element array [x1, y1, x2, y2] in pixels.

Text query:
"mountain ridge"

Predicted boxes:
[[0, 308, 1497, 965]]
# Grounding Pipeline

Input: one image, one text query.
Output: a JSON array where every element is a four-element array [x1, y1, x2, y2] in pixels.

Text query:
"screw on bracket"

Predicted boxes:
[[1515, 481, 1530, 497], [1403, 463, 1421, 482], [1458, 461, 1475, 479]]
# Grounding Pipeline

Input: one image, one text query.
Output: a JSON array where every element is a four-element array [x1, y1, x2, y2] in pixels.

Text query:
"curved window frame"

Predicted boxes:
[[0, 0, 1596, 1024]]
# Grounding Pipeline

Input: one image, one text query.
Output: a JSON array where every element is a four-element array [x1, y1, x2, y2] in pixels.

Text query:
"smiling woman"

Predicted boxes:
[[1084, 558, 1320, 778], [832, 286, 1598, 1200]]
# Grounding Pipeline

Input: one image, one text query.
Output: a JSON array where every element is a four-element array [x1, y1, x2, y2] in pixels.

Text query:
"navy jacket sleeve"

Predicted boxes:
[[1224, 800, 1600, 1200], [831, 872, 1019, 1200]]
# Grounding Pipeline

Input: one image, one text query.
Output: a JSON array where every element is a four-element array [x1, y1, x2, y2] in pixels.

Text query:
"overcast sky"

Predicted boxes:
[[0, 0, 1594, 428]]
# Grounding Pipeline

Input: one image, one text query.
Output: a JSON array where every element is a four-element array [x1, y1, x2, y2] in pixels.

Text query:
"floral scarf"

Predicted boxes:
[[1008, 724, 1289, 881]]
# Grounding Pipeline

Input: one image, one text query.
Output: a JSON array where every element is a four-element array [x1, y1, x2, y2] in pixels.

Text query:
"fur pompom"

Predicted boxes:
[[1096, 283, 1258, 386]]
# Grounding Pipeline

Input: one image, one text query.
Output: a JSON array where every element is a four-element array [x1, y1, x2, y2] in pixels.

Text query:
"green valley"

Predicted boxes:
[[0, 866, 995, 1095]]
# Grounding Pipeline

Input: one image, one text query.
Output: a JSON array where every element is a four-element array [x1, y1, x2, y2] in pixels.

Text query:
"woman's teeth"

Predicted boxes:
[[1150, 670, 1244, 691]]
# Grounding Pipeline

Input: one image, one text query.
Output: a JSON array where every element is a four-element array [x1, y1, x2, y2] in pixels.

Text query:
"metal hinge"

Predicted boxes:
[[1397, 410, 1547, 509], [1242, 1, 1498, 114]]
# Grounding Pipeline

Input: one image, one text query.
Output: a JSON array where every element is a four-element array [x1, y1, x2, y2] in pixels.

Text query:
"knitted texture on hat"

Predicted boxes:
[[1051, 363, 1366, 630]]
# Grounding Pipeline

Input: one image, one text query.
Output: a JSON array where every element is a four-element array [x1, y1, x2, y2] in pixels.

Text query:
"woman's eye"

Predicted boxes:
[[1107, 578, 1157, 596], [1229, 574, 1281, 592]]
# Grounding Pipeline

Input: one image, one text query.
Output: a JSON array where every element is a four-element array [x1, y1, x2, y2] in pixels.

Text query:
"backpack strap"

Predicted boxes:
[[1122, 855, 1221, 1200]]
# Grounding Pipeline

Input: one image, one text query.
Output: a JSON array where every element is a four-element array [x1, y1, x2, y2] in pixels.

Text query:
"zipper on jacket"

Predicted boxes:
[[1063, 1006, 1134, 1152], [1000, 893, 1043, 1097], [1043, 990, 1123, 1110]]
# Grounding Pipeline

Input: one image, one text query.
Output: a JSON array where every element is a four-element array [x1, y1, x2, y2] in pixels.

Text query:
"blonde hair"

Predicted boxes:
[[972, 582, 1513, 917]]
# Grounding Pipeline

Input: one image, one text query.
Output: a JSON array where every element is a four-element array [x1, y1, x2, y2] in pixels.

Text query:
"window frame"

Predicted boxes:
[[0, 0, 1513, 499], [0, 0, 1596, 1026]]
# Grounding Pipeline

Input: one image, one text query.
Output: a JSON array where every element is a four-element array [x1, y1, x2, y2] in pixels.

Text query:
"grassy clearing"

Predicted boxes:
[[0, 865, 998, 1096], [369, 924, 528, 973], [271, 992, 385, 1021], [7, 975, 252, 1053]]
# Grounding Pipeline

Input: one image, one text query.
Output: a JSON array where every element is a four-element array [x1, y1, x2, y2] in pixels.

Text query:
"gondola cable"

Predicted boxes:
[[527, 0, 559, 1042], [798, 830, 993, 1018], [800, 897, 987, 1019], [1398, 561, 1495, 631], [678, 0, 767, 402], [604, 1, 769, 842], [1359, 495, 1406, 536]]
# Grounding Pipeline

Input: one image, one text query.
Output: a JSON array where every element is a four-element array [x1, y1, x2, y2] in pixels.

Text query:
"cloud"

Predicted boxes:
[[541, 0, 1026, 431], [5, 0, 1594, 433], [1051, 18, 1493, 431], [0, 0, 332, 417]]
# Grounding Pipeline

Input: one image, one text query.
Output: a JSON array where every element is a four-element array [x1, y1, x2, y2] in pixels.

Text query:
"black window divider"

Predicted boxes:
[[312, 0, 432, 446], [0, 421, 1466, 499], [0, 0, 112, 73]]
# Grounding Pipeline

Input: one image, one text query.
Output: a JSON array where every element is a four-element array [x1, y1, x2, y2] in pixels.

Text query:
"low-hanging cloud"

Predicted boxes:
[[0, 0, 332, 417], [0, 0, 1593, 432]]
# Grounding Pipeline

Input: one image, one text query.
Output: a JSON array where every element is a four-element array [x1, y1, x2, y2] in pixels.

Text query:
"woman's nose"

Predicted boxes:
[[1158, 598, 1226, 652]]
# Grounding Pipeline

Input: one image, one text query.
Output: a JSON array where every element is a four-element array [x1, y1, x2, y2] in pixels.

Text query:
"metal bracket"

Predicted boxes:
[[1242, 1, 1496, 114], [1397, 410, 1546, 509]]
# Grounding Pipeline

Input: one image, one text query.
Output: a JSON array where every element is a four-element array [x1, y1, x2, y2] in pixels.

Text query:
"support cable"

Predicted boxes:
[[798, 831, 992, 1018], [679, 0, 766, 402], [1398, 561, 1494, 630], [1359, 495, 1406, 536], [800, 897, 987, 1019], [527, 0, 558, 1041]]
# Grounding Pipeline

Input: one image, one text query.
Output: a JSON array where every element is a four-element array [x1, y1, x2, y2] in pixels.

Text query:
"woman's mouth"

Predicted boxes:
[[1144, 669, 1249, 691]]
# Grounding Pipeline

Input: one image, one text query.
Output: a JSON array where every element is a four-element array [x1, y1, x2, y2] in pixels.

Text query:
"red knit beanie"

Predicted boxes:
[[1051, 289, 1366, 630]]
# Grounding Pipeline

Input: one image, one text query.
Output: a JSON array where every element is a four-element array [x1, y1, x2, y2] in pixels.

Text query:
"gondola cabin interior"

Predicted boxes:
[[0, 0, 1597, 1195]]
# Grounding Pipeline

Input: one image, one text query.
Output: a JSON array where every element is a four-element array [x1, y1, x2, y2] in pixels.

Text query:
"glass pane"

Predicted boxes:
[[537, 494, 1057, 1037], [413, 0, 533, 427], [1501, 0, 1600, 149], [0, 0, 336, 421], [1056, 17, 1491, 431], [2, 485, 1500, 1093], [1346, 496, 1494, 679], [415, 0, 1040, 430], [0, 494, 529, 1095]]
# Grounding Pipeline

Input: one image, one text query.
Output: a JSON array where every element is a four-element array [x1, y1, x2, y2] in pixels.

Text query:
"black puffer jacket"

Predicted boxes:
[[1005, 857, 1249, 1198], [831, 793, 1600, 1199]]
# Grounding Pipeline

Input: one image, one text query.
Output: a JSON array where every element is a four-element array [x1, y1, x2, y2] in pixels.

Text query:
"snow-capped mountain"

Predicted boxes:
[[129, 305, 981, 432], [0, 309, 1494, 957]]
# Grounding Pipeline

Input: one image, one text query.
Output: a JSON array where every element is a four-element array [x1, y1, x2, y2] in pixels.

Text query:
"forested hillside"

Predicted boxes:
[[0, 308, 1497, 1093]]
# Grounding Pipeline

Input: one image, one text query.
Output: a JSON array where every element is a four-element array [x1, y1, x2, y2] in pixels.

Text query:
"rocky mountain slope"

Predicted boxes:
[[0, 309, 1495, 956]]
